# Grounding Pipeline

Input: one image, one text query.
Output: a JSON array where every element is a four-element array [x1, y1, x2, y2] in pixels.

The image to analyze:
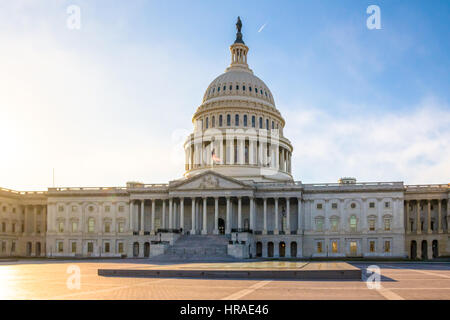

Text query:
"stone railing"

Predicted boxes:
[[0, 187, 47, 196], [405, 184, 449, 192]]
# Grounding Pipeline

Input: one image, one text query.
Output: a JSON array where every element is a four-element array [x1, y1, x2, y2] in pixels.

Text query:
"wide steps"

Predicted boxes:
[[151, 235, 234, 261]]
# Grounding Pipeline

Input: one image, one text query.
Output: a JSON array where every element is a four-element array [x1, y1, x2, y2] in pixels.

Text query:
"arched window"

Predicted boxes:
[[243, 85, 246, 91], [229, 85, 232, 90], [88, 218, 95, 233], [266, 119, 269, 130], [223, 85, 226, 91], [272, 121, 274, 129], [350, 215, 357, 232], [206, 117, 209, 129], [219, 115, 223, 127], [243, 115, 247, 127], [235, 114, 239, 126], [252, 115, 255, 128], [236, 85, 239, 90], [227, 114, 231, 126], [212, 116, 215, 128], [217, 86, 220, 92], [249, 86, 252, 92], [259, 117, 263, 128]]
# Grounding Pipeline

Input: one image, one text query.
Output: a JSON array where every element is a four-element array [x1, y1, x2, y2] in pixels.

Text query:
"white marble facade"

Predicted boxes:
[[0, 19, 449, 260]]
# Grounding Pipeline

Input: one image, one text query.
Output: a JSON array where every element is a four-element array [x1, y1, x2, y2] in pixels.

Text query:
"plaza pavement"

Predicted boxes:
[[0, 259, 449, 300]]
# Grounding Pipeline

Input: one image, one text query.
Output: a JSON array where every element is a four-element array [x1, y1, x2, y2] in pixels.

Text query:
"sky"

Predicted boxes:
[[0, 0, 449, 190]]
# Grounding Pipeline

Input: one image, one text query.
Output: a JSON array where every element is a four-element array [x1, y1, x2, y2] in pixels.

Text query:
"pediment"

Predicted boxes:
[[170, 171, 252, 191]]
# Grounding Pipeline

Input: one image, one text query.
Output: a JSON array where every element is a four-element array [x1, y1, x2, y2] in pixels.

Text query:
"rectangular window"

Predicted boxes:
[[72, 222, 78, 233], [58, 206, 64, 212], [118, 206, 124, 212], [87, 242, 94, 253], [104, 242, 110, 253], [369, 219, 375, 231], [350, 241, 357, 255], [11, 242, 15, 253], [369, 241, 376, 252], [58, 242, 63, 253], [331, 241, 338, 253], [118, 242, 124, 253], [316, 219, 324, 232], [384, 241, 391, 253], [317, 242, 323, 253], [1, 222, 5, 232], [72, 206, 77, 212], [384, 219, 391, 231], [369, 202, 375, 208], [1, 241, 5, 252], [331, 203, 337, 209], [105, 206, 110, 213], [316, 203, 323, 209], [118, 222, 124, 233], [385, 202, 390, 208], [71, 242, 77, 253], [105, 223, 110, 233], [331, 219, 338, 232], [59, 222, 64, 233]]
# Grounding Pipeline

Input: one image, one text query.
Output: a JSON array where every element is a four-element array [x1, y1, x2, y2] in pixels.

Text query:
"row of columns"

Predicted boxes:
[[186, 137, 292, 173], [405, 199, 449, 234], [130, 197, 303, 235], [22, 205, 46, 235]]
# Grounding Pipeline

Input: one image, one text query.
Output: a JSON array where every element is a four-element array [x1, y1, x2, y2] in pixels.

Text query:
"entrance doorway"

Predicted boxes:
[[410, 240, 417, 259], [432, 240, 438, 259], [279, 242, 286, 257], [256, 242, 262, 257], [26, 242, 32, 257], [290, 242, 297, 258], [36, 242, 41, 257], [218, 218, 225, 234], [144, 242, 150, 258], [133, 242, 139, 257], [421, 240, 428, 260], [267, 242, 274, 257]]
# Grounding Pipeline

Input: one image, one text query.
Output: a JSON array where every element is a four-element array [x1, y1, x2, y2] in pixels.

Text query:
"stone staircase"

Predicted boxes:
[[151, 234, 235, 261]]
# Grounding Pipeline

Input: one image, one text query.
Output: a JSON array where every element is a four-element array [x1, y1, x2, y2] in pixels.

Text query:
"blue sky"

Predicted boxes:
[[0, 0, 449, 190]]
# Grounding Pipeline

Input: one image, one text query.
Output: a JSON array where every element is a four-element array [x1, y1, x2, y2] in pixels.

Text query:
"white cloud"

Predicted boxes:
[[285, 97, 450, 184]]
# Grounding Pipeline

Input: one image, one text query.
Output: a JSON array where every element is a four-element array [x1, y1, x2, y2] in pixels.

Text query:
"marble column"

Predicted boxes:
[[438, 200, 442, 234], [406, 200, 411, 233], [274, 198, 279, 235], [180, 198, 184, 233], [191, 198, 196, 235], [162, 200, 166, 229], [33, 206, 37, 234], [297, 198, 302, 234], [249, 197, 254, 231], [214, 197, 219, 234], [151, 200, 156, 235], [286, 198, 290, 234], [202, 197, 207, 234], [226, 197, 231, 234], [168, 198, 173, 230], [129, 201, 133, 232], [416, 200, 421, 234], [238, 197, 242, 229], [140, 200, 145, 235], [263, 198, 267, 234], [427, 200, 431, 234]]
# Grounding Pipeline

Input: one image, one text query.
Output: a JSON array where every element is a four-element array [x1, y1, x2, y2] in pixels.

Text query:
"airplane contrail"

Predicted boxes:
[[258, 23, 267, 33]]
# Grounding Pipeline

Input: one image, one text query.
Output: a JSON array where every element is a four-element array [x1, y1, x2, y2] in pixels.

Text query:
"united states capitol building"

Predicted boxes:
[[1, 19, 449, 261]]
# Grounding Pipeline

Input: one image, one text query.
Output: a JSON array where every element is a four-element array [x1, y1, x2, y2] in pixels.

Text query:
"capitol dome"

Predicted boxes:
[[202, 69, 275, 106], [184, 17, 293, 183]]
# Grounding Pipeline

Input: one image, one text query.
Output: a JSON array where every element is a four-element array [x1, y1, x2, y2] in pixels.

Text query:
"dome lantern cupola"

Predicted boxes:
[[227, 16, 251, 73]]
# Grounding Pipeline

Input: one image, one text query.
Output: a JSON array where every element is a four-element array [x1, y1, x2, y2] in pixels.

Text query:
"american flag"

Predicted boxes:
[[211, 149, 221, 163]]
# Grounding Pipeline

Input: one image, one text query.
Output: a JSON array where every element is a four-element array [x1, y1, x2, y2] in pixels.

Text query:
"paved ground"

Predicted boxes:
[[0, 259, 449, 300]]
